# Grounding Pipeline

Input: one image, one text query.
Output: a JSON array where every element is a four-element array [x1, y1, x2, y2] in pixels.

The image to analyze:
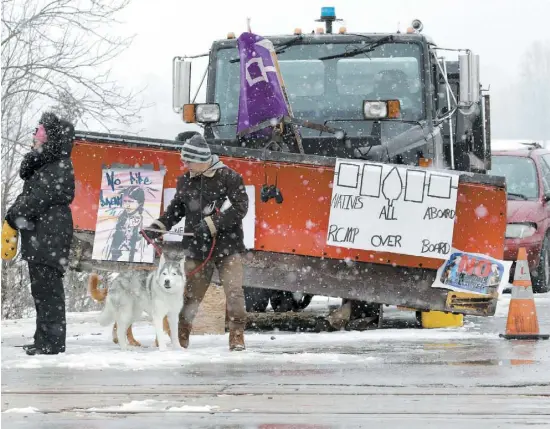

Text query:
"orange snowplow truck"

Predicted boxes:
[[69, 11, 506, 317]]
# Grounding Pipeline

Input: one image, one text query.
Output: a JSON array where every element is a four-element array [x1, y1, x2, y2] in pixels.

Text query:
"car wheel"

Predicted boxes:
[[243, 287, 270, 312], [533, 234, 550, 293]]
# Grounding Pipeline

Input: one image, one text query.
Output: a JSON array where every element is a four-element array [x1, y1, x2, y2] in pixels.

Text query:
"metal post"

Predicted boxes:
[[441, 58, 455, 170], [481, 94, 487, 160]]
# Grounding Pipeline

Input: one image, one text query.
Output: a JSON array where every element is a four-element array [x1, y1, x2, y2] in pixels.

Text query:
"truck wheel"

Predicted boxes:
[[243, 287, 270, 312], [349, 300, 381, 320], [533, 235, 550, 293], [270, 290, 296, 313]]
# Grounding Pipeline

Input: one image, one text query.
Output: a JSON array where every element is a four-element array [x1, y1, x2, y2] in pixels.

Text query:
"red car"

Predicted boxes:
[[488, 144, 550, 293]]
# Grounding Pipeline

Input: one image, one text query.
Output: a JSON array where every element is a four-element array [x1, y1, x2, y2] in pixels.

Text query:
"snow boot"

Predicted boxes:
[[25, 345, 64, 356], [229, 329, 245, 351], [178, 322, 192, 349]]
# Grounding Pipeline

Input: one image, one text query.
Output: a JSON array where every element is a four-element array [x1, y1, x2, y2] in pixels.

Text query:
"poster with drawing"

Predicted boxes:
[[431, 248, 513, 295], [326, 159, 459, 259], [162, 185, 256, 249], [91, 167, 165, 264]]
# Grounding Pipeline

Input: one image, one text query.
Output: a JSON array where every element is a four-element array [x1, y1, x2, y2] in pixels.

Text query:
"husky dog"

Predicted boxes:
[[89, 253, 185, 351]]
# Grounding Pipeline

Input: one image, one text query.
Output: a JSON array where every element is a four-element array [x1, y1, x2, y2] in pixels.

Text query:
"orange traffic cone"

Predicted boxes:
[[500, 247, 549, 340]]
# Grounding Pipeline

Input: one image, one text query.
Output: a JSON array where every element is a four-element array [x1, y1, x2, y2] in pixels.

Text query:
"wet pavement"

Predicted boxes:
[[2, 294, 550, 428]]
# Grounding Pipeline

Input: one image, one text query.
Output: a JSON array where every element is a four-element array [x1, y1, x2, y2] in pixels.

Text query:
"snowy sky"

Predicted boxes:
[[101, 0, 550, 140]]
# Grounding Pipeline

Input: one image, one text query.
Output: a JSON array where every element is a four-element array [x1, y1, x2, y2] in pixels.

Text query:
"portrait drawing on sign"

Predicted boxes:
[[104, 186, 146, 263]]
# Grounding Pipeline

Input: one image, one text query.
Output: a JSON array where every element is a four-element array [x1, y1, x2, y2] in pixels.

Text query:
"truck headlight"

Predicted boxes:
[[363, 100, 401, 119], [505, 223, 537, 239], [183, 103, 220, 124], [196, 104, 220, 123], [363, 101, 387, 119]]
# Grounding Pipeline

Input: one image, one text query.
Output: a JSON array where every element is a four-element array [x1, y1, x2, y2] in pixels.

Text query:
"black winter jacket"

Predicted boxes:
[[152, 156, 249, 260], [5, 113, 75, 273]]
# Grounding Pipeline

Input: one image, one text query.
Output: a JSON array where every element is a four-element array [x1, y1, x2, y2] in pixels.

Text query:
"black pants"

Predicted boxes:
[[28, 262, 66, 353]]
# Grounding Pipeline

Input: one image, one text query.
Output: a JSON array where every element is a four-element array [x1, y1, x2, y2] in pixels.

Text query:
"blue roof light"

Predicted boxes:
[[321, 7, 336, 18]]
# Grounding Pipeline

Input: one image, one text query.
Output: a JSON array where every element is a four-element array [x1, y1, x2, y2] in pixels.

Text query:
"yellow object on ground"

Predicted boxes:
[[421, 310, 464, 329], [1, 221, 18, 260]]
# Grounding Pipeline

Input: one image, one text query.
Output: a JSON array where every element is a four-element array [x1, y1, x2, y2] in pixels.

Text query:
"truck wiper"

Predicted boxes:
[[318, 35, 394, 61], [273, 35, 304, 54], [507, 192, 529, 200], [229, 35, 303, 63]]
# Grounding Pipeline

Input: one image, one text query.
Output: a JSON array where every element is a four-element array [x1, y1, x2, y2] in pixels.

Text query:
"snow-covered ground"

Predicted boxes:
[[1, 295, 523, 372], [2, 293, 550, 428]]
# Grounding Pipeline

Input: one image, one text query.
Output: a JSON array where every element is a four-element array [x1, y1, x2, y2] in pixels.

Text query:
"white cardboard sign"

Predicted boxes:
[[162, 185, 256, 249], [326, 159, 459, 259]]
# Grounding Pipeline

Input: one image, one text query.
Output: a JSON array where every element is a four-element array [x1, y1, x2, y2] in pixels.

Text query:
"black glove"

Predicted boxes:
[[4, 214, 17, 230], [142, 226, 163, 243]]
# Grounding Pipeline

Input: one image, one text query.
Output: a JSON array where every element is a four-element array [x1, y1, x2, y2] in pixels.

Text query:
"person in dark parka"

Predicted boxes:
[[146, 134, 249, 351], [4, 112, 75, 355]]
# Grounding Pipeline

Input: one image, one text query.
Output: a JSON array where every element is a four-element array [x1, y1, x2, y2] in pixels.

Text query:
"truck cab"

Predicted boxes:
[[175, 12, 490, 175]]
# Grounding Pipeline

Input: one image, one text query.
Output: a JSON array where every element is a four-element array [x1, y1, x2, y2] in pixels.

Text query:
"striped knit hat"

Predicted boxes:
[[180, 134, 212, 163]]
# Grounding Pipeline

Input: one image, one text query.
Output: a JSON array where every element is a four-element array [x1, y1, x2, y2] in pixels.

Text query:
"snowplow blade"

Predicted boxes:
[[68, 132, 507, 317]]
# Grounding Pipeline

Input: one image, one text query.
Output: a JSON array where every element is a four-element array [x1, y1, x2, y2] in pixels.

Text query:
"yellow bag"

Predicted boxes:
[[1, 221, 18, 260]]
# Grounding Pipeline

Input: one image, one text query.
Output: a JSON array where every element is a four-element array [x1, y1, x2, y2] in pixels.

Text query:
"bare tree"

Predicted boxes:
[[1, 0, 145, 318], [517, 40, 550, 141]]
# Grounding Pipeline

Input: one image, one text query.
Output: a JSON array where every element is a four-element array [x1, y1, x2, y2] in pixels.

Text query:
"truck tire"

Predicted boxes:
[[270, 291, 314, 312], [270, 290, 296, 312], [349, 300, 381, 320], [243, 287, 270, 312], [533, 235, 550, 293]]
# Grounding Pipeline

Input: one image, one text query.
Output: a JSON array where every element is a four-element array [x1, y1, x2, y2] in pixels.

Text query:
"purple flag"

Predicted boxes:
[[236, 32, 290, 138]]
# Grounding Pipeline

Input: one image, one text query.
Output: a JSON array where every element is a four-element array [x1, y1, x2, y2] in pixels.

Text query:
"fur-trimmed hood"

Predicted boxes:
[[20, 112, 75, 180]]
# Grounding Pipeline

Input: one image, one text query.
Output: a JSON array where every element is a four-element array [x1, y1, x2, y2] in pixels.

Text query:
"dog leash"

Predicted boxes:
[[139, 228, 216, 278]]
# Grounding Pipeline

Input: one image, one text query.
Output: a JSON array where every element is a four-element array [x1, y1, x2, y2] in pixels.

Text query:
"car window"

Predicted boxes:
[[488, 156, 539, 199], [543, 154, 550, 170], [539, 156, 550, 193]]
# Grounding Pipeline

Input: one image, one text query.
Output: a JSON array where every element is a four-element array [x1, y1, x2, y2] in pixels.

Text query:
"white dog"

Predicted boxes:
[[89, 253, 185, 351]]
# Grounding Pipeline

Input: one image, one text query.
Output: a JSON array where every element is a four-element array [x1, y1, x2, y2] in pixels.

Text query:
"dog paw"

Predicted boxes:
[[157, 344, 168, 352], [172, 344, 184, 351]]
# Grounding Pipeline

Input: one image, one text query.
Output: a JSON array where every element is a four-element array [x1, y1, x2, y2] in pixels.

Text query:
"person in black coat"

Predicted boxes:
[[4, 112, 76, 355], [146, 134, 249, 351]]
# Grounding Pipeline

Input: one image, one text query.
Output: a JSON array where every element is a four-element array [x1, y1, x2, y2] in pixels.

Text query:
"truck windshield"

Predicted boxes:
[[211, 40, 423, 139], [488, 155, 539, 200]]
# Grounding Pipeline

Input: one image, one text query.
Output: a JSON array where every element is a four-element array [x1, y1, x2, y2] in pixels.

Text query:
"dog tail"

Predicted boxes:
[[97, 303, 115, 327], [88, 273, 107, 302]]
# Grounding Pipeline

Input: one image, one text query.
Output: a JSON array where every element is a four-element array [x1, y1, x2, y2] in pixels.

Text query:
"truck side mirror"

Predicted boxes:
[[544, 192, 550, 203], [172, 58, 192, 113], [458, 52, 480, 105]]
